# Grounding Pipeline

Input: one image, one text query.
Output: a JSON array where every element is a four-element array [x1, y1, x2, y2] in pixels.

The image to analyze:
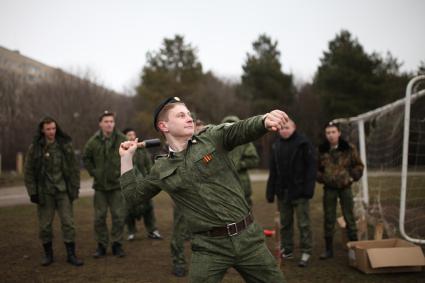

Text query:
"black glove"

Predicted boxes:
[[266, 191, 275, 203], [30, 194, 39, 204]]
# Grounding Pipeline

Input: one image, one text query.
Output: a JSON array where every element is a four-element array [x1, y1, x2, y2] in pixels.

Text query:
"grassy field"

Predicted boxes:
[[1, 180, 424, 283]]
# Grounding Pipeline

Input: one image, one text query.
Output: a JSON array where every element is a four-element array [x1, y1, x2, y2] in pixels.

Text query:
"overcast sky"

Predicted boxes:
[[1, 0, 424, 93]]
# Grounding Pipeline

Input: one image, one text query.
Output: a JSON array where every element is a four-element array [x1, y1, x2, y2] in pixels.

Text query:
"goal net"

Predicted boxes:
[[335, 76, 425, 244]]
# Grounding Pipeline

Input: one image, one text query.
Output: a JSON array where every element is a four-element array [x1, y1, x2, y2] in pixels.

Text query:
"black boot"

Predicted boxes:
[[93, 243, 107, 258], [65, 242, 84, 266], [41, 242, 54, 266], [111, 242, 125, 257], [319, 237, 333, 260]]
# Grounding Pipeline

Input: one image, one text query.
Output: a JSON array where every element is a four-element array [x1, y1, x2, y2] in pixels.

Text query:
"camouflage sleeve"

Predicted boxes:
[[316, 152, 325, 184], [349, 145, 364, 181], [208, 115, 267, 151], [82, 139, 96, 177], [239, 143, 260, 170], [24, 144, 37, 196], [120, 168, 162, 207]]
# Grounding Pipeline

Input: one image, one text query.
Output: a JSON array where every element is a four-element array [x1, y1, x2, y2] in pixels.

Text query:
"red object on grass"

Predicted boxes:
[[263, 229, 275, 237]]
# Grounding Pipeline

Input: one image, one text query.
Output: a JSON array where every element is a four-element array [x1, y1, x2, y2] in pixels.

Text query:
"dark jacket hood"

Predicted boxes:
[[33, 117, 72, 146]]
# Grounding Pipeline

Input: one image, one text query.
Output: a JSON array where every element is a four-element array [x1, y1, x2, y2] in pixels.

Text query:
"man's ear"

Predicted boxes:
[[157, 121, 169, 133]]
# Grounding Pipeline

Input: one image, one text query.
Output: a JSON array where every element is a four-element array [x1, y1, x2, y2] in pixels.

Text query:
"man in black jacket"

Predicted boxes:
[[266, 119, 316, 267]]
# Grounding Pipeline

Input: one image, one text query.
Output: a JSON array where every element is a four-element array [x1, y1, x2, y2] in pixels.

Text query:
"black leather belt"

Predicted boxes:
[[196, 213, 253, 237]]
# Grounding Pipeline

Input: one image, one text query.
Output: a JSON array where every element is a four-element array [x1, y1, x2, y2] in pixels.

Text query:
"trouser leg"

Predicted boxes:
[[278, 195, 294, 254], [37, 194, 56, 244], [93, 190, 109, 247], [143, 200, 157, 233], [294, 198, 312, 255], [109, 190, 126, 244], [340, 188, 358, 241], [56, 192, 75, 243]]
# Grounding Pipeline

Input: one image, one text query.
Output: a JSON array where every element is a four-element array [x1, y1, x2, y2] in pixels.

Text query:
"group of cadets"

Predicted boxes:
[[24, 97, 363, 283]]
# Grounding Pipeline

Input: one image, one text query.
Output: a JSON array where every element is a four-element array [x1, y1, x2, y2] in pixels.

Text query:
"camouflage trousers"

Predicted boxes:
[[37, 191, 75, 244], [190, 223, 286, 283], [93, 190, 126, 246], [323, 187, 357, 240], [278, 194, 312, 255], [171, 207, 188, 269], [126, 200, 157, 235]]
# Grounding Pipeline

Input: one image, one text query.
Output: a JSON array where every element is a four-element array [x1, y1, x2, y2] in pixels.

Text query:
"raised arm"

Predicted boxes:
[[119, 140, 161, 206], [212, 110, 289, 151]]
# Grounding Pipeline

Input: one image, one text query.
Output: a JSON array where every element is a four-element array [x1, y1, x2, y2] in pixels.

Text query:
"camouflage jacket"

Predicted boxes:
[[24, 140, 80, 204], [317, 138, 364, 189], [120, 115, 267, 233], [83, 129, 127, 191]]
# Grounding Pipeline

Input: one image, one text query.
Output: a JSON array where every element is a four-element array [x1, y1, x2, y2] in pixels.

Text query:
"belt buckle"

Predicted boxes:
[[226, 222, 238, 236]]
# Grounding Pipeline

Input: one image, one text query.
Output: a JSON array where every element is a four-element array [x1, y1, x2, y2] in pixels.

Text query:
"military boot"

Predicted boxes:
[[41, 242, 54, 266], [65, 242, 84, 266], [112, 242, 125, 257], [93, 243, 107, 258], [319, 237, 333, 260]]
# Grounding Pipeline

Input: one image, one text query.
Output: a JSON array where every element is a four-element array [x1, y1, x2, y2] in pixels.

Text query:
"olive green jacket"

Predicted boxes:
[[83, 129, 127, 191], [24, 141, 80, 205], [120, 115, 267, 233]]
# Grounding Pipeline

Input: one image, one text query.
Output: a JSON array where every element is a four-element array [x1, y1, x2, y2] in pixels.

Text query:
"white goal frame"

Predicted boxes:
[[334, 75, 425, 244]]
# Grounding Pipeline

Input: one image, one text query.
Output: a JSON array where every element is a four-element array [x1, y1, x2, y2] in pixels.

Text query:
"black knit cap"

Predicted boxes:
[[153, 96, 182, 131]]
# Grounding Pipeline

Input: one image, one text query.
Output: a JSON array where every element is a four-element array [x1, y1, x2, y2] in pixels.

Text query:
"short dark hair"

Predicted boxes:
[[99, 110, 115, 122], [40, 117, 56, 126], [122, 127, 135, 135], [324, 121, 340, 131]]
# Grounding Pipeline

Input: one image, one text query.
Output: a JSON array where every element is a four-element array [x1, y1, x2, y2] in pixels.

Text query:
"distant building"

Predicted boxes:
[[0, 46, 61, 83]]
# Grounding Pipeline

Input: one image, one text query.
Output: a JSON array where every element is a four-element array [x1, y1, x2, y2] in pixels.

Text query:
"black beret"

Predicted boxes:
[[153, 97, 182, 131]]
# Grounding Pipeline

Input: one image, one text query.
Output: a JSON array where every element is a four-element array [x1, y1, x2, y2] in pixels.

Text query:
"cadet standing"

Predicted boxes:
[[266, 119, 316, 267], [119, 97, 287, 283], [317, 122, 364, 259], [83, 111, 127, 258], [122, 128, 162, 241], [221, 116, 260, 207], [24, 117, 83, 266]]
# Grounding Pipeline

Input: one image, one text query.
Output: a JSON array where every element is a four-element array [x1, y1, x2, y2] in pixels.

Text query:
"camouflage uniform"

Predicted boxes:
[[121, 116, 285, 283], [24, 119, 82, 266], [317, 138, 364, 242], [83, 129, 127, 250]]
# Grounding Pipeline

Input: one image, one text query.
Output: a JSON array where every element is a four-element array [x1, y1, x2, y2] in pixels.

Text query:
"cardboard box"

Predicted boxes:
[[346, 238, 425, 274]]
